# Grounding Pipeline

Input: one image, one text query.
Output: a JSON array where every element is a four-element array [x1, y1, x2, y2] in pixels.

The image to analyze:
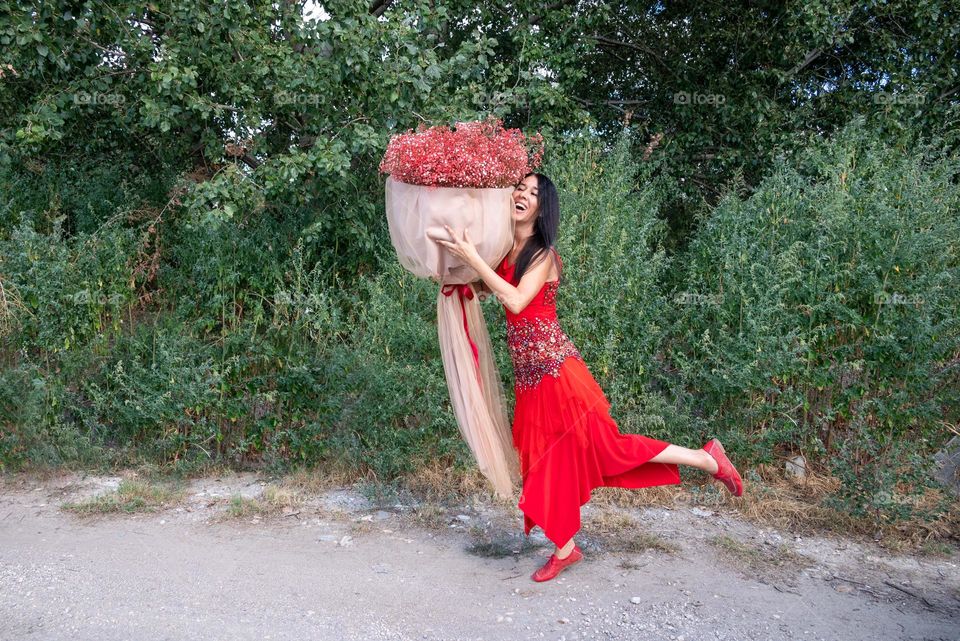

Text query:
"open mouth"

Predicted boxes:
[[514, 202, 527, 212]]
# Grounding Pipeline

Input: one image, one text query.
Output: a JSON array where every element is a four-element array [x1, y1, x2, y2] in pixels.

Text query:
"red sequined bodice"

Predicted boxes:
[[496, 250, 583, 392]]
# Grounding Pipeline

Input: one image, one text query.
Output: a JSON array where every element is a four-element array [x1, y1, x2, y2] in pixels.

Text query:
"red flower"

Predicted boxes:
[[379, 116, 544, 188]]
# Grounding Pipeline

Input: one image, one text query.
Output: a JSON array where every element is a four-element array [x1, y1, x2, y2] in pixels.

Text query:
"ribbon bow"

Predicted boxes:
[[441, 283, 482, 388]]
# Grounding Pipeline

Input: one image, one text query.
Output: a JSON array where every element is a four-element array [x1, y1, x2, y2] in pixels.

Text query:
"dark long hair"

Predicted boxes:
[[511, 172, 562, 284]]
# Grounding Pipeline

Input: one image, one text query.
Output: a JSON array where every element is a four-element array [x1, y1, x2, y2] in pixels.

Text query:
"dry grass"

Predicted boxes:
[[409, 503, 451, 531], [217, 475, 316, 518], [607, 531, 680, 555], [0, 275, 27, 340], [215, 459, 372, 521], [271, 460, 360, 495], [61, 477, 186, 515], [397, 459, 502, 505], [256, 458, 494, 512], [584, 481, 727, 511], [29, 451, 958, 557], [1, 464, 83, 490], [571, 462, 960, 554], [735, 464, 960, 553], [709, 533, 813, 581], [224, 495, 263, 518], [584, 507, 641, 534], [583, 507, 680, 554], [382, 462, 960, 555], [384, 455, 958, 556], [222, 481, 310, 519]]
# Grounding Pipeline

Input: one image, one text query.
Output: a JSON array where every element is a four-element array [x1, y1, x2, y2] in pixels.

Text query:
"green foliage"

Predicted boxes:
[[317, 282, 458, 479], [541, 129, 689, 440], [668, 117, 960, 519], [0, 154, 178, 236], [162, 172, 289, 338], [0, 0, 591, 273], [563, 1, 960, 247], [1, 1, 957, 526], [0, 360, 98, 471], [1, 239, 472, 479], [0, 211, 141, 354]]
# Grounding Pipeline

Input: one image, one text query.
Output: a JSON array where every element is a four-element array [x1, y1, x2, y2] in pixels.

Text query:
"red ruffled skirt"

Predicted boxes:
[[512, 355, 681, 547]]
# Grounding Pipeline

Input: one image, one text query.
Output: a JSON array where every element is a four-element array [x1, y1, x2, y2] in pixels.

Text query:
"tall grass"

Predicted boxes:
[[667, 117, 959, 519], [1, 121, 957, 526]]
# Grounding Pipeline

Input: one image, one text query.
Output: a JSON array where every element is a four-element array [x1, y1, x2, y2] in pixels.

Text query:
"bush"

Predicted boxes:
[[294, 256, 471, 479], [2, 120, 956, 528], [666, 117, 960, 519], [0, 360, 98, 471], [537, 128, 688, 441], [0, 211, 143, 355]]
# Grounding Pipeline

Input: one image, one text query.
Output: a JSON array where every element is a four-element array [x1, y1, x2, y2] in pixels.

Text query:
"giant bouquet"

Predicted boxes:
[[380, 117, 544, 500]]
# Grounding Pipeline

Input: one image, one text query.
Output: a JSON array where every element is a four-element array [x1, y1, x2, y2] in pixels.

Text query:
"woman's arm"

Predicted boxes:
[[471, 254, 552, 314], [433, 225, 552, 314]]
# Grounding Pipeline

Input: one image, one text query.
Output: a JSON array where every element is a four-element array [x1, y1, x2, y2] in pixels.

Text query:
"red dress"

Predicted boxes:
[[496, 249, 681, 548]]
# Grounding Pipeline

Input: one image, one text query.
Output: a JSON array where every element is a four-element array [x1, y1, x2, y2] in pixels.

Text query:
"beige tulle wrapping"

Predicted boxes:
[[385, 176, 515, 281], [437, 285, 521, 499], [385, 176, 521, 500]]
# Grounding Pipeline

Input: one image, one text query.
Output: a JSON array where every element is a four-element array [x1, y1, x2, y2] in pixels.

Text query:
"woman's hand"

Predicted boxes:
[[432, 224, 481, 268]]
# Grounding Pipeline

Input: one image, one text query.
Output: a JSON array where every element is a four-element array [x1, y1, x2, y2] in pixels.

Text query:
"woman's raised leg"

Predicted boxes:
[[649, 444, 719, 474]]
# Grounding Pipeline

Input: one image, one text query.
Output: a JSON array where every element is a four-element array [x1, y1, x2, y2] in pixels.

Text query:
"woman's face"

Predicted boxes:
[[512, 174, 539, 224]]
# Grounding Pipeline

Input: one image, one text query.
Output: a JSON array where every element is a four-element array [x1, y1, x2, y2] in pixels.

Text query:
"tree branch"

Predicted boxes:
[[937, 85, 959, 102], [589, 33, 671, 73], [588, 32, 688, 87], [786, 47, 825, 77], [784, 6, 859, 78], [529, 0, 577, 26], [574, 96, 650, 108], [572, 96, 632, 114], [369, 0, 396, 18]]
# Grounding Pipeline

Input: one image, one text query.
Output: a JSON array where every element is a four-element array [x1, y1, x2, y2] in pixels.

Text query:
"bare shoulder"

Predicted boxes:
[[547, 247, 562, 281], [526, 248, 561, 282]]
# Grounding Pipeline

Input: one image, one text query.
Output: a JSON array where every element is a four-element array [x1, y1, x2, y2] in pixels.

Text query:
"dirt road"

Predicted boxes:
[[1, 471, 957, 641]]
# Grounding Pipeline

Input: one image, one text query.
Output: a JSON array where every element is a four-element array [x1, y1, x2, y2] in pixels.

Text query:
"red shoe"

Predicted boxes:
[[531, 546, 584, 582], [702, 438, 744, 497]]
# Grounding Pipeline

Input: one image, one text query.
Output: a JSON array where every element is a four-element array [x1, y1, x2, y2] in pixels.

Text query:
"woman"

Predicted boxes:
[[434, 172, 744, 582]]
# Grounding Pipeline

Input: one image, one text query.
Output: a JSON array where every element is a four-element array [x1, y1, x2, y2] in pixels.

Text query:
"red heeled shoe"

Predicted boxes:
[[702, 438, 744, 497], [531, 545, 583, 582]]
